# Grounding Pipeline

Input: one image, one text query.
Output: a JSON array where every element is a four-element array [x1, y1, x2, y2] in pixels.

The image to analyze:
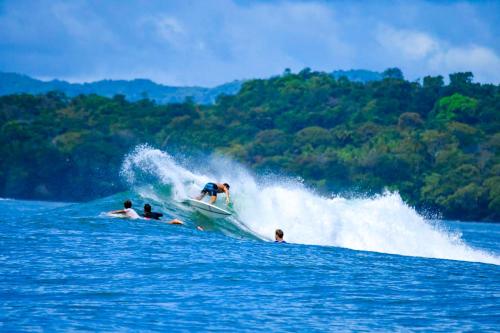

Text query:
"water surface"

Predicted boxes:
[[0, 198, 498, 332]]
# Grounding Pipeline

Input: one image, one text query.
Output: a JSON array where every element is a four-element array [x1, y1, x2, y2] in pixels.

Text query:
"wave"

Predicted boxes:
[[120, 145, 500, 265]]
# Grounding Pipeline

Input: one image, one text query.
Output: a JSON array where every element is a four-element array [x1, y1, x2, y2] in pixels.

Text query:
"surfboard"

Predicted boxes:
[[105, 212, 140, 219], [105, 212, 131, 219], [184, 198, 232, 217]]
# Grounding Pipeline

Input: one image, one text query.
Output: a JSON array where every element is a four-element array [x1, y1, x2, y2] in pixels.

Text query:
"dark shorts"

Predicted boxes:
[[201, 183, 218, 196]]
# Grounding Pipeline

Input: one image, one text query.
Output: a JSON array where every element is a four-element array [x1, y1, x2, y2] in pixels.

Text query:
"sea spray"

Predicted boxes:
[[121, 145, 500, 265]]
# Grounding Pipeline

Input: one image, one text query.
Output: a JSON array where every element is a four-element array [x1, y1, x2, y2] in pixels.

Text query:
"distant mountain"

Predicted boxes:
[[0, 70, 384, 104], [331, 69, 383, 82], [0, 72, 243, 104]]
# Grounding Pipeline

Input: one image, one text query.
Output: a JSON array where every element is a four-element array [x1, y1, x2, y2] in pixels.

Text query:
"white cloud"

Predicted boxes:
[[136, 15, 187, 48], [376, 25, 439, 60], [376, 25, 500, 83], [429, 45, 500, 83]]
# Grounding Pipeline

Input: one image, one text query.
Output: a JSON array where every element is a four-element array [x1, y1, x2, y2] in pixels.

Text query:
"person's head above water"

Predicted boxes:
[[223, 183, 230, 190], [142, 203, 163, 220], [275, 229, 285, 242], [124, 200, 132, 209]]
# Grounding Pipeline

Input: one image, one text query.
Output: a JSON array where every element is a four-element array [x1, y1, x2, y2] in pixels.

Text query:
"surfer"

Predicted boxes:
[[108, 199, 140, 219], [142, 204, 164, 220], [143, 203, 184, 225], [196, 182, 231, 205], [275, 229, 286, 243]]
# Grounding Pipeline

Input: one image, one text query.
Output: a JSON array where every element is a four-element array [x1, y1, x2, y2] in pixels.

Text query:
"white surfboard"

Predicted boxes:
[[184, 198, 232, 217], [105, 212, 140, 219], [105, 212, 131, 219]]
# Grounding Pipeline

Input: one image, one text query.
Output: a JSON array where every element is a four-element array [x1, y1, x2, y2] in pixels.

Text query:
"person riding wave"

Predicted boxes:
[[196, 182, 230, 205]]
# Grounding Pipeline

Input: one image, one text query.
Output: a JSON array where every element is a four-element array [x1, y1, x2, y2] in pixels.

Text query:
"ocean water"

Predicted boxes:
[[1, 146, 499, 332]]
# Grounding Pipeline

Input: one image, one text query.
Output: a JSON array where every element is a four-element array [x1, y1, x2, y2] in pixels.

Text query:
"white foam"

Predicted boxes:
[[121, 145, 500, 265]]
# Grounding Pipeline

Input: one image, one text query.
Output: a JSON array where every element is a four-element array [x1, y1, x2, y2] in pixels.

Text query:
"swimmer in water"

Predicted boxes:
[[142, 203, 184, 225], [108, 200, 140, 219], [275, 229, 286, 243], [142, 204, 163, 220]]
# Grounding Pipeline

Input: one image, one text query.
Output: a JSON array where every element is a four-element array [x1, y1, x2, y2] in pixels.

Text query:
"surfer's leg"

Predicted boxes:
[[197, 186, 209, 200], [209, 195, 217, 204]]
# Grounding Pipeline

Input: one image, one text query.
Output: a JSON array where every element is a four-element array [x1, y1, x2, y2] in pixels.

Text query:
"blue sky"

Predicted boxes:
[[0, 0, 499, 86]]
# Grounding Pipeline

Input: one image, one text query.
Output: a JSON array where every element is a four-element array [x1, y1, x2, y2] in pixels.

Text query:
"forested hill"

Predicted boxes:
[[331, 69, 383, 82], [0, 69, 498, 221], [0, 72, 242, 104], [0, 70, 382, 104]]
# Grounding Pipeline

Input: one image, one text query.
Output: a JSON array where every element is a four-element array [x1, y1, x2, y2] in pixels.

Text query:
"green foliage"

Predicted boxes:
[[0, 69, 498, 221], [382, 68, 404, 80], [433, 93, 478, 124], [398, 112, 424, 129], [483, 177, 500, 219], [294, 127, 331, 148]]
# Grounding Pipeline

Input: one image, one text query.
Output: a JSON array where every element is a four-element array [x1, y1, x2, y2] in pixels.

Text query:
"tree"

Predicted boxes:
[[294, 126, 332, 148], [398, 112, 423, 129], [382, 67, 404, 80], [449, 72, 473, 86], [423, 75, 444, 89], [433, 93, 478, 124]]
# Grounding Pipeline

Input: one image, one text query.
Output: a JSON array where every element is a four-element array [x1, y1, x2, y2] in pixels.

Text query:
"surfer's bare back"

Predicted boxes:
[[196, 182, 231, 205]]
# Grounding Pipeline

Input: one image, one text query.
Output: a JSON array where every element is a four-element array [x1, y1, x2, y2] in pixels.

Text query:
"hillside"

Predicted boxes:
[[331, 69, 383, 82], [0, 72, 242, 104], [0, 69, 384, 104]]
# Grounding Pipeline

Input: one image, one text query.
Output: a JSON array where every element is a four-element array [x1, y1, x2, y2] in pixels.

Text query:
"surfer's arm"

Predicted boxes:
[[224, 189, 230, 204], [109, 209, 126, 214]]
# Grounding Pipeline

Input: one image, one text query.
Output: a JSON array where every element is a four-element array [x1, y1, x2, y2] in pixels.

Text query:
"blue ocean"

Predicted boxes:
[[1, 147, 499, 332]]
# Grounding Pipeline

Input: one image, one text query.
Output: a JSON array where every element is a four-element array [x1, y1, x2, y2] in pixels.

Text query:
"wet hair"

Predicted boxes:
[[275, 229, 284, 238], [223, 183, 230, 190], [144, 204, 152, 212], [124, 200, 132, 209]]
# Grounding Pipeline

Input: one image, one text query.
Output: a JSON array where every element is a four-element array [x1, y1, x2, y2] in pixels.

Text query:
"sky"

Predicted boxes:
[[0, 0, 499, 87]]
